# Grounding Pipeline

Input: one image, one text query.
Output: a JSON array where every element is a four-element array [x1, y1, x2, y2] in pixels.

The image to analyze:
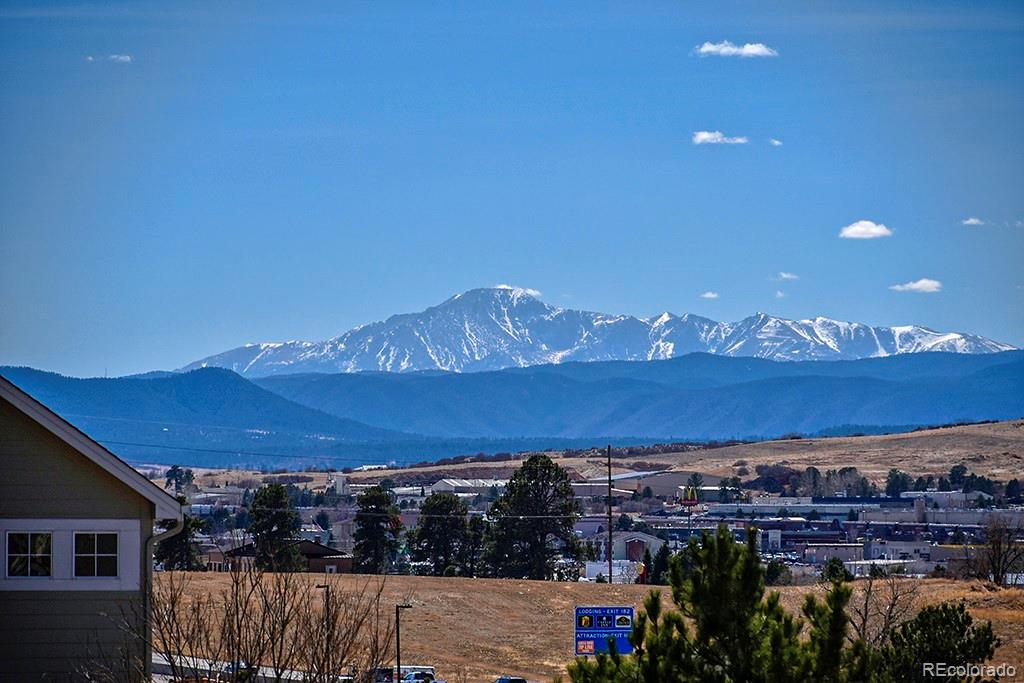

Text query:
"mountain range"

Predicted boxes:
[[4, 349, 1023, 468], [181, 287, 1015, 377], [256, 351, 1024, 439]]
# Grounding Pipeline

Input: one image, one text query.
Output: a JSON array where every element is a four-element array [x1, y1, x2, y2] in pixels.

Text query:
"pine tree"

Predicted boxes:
[[154, 495, 209, 570], [483, 454, 579, 580], [821, 556, 853, 584], [460, 514, 486, 577], [164, 465, 184, 492], [248, 484, 303, 571], [874, 602, 999, 682], [408, 493, 467, 576], [353, 485, 402, 574], [651, 543, 671, 585]]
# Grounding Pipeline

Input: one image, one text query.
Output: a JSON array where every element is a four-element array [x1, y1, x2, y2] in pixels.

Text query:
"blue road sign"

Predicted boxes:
[[574, 606, 635, 656]]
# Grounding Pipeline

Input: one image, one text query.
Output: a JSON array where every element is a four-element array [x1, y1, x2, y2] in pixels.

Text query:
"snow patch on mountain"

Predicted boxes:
[[180, 288, 1016, 376]]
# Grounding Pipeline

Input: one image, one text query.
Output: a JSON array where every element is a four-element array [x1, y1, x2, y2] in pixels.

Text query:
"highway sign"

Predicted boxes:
[[574, 606, 635, 656]]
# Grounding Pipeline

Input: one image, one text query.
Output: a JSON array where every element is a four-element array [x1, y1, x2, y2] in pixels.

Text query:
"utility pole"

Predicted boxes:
[[317, 583, 332, 643], [395, 602, 412, 683], [607, 444, 613, 585]]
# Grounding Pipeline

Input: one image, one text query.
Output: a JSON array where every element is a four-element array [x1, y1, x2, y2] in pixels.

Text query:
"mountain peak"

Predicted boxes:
[[491, 284, 542, 298], [179, 289, 1016, 376]]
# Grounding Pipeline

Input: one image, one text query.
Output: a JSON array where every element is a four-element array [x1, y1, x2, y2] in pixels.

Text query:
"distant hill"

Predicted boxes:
[[180, 287, 1015, 376], [6, 351, 1022, 468], [0, 366, 638, 468], [256, 351, 1024, 439]]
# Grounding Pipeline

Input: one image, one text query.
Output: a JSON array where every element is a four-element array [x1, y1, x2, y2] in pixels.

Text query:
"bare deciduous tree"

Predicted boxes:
[[972, 517, 1024, 586], [260, 570, 309, 681], [847, 571, 920, 646], [301, 578, 399, 682], [82, 563, 399, 682]]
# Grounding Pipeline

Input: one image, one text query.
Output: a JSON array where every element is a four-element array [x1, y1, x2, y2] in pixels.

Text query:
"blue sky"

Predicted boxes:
[[1, 1, 1022, 377]]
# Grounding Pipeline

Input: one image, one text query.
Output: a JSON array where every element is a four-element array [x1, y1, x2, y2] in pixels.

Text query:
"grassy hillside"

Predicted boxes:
[[342, 419, 1024, 486]]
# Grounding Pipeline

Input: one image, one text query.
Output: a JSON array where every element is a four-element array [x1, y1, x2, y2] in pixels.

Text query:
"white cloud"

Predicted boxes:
[[85, 54, 133, 63], [839, 220, 893, 239], [769, 138, 783, 146], [699, 291, 720, 299], [494, 284, 542, 297], [775, 290, 786, 299], [889, 278, 942, 293], [692, 130, 748, 145], [777, 271, 799, 281], [961, 217, 984, 226], [695, 41, 778, 58]]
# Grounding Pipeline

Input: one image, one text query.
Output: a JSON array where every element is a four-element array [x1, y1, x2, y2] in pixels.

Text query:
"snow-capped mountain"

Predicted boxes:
[[181, 287, 1016, 377]]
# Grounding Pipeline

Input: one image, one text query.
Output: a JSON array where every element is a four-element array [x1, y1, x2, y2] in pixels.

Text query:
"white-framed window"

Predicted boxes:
[[0, 519, 140, 591], [6, 531, 53, 578], [74, 532, 119, 578]]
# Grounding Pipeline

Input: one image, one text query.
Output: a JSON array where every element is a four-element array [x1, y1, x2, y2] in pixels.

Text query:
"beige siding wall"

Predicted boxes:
[[0, 398, 152, 520], [0, 591, 146, 679], [1, 397, 155, 681]]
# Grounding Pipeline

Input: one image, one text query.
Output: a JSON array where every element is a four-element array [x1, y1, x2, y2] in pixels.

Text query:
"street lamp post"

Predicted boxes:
[[316, 583, 331, 607], [316, 583, 335, 676], [395, 603, 412, 683]]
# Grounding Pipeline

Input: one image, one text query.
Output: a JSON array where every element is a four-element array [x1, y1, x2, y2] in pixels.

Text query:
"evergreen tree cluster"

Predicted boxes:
[[355, 454, 581, 580]]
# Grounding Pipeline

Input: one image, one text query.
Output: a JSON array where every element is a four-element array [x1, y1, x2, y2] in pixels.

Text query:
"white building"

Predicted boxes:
[[430, 478, 507, 497]]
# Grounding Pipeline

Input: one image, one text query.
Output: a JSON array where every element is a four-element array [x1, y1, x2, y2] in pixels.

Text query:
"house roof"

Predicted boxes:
[[434, 478, 508, 487], [586, 470, 668, 483], [0, 375, 183, 521], [584, 530, 665, 544]]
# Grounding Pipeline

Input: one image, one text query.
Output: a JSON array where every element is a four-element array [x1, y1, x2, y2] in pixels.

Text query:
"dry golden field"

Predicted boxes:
[[633, 419, 1024, 484], [362, 420, 1024, 486], [167, 573, 1024, 682]]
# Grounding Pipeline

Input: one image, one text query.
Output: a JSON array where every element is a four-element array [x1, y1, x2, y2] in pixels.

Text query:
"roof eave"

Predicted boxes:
[[0, 376, 183, 522]]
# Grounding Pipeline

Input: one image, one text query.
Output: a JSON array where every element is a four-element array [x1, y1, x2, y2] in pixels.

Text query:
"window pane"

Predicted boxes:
[[75, 533, 95, 554], [75, 556, 96, 577], [32, 533, 51, 555], [30, 556, 51, 577], [8, 533, 28, 555], [96, 533, 118, 554], [96, 556, 118, 577], [8, 556, 28, 577]]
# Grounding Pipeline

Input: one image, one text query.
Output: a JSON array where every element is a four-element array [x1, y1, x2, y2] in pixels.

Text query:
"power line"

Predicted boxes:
[[65, 412, 409, 451], [221, 508, 580, 520], [99, 438, 430, 466]]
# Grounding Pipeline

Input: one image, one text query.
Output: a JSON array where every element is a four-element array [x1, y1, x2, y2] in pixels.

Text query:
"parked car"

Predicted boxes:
[[402, 671, 446, 683], [493, 677, 528, 683], [215, 660, 258, 681]]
